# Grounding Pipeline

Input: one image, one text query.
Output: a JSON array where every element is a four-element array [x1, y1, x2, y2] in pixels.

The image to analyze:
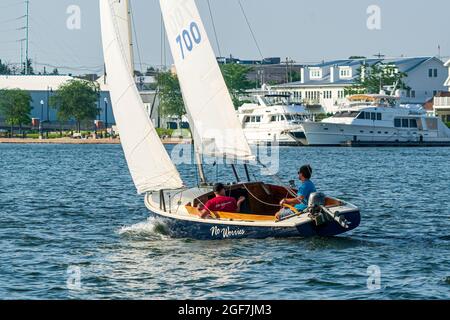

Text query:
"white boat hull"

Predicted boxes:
[[301, 121, 450, 146]]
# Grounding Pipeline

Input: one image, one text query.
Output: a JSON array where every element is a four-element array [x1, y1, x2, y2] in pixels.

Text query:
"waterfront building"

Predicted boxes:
[[217, 55, 306, 85], [0, 75, 112, 127], [269, 57, 447, 114], [0, 75, 162, 128], [432, 59, 450, 122]]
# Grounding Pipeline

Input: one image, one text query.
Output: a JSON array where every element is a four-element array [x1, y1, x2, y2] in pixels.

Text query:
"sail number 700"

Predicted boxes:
[[176, 22, 202, 60]]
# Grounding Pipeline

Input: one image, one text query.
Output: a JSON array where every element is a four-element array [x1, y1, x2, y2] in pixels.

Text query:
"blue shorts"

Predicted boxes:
[[277, 208, 297, 221]]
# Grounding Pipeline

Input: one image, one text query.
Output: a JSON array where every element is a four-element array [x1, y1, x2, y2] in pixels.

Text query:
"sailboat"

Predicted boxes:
[[100, 0, 360, 240]]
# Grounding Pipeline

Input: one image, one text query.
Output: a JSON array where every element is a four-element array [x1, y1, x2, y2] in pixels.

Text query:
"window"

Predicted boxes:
[[310, 68, 322, 79], [428, 68, 438, 78], [402, 119, 409, 128], [411, 90, 416, 98], [245, 117, 251, 123], [371, 113, 376, 121], [394, 119, 401, 127], [334, 111, 360, 118], [271, 116, 276, 122], [377, 113, 382, 121], [410, 119, 418, 128], [339, 67, 352, 79]]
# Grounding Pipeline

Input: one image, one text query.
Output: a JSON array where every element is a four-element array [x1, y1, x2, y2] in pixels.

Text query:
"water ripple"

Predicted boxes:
[[0, 144, 449, 299]]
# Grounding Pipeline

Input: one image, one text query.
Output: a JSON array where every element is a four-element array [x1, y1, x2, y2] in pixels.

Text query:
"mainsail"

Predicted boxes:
[[111, 0, 134, 73], [160, 0, 254, 161], [100, 0, 184, 193]]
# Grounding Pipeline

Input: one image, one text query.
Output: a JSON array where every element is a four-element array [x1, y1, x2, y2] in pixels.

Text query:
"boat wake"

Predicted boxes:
[[118, 217, 171, 240]]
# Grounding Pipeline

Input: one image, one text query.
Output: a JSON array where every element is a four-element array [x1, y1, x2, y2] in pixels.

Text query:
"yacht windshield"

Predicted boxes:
[[260, 95, 290, 106], [333, 111, 360, 118]]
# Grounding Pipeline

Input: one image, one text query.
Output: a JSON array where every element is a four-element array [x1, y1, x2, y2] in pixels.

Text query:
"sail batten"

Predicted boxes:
[[160, 0, 254, 162], [100, 0, 184, 194]]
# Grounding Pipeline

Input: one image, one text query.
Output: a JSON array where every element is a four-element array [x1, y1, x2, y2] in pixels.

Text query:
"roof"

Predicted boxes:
[[0, 75, 74, 91], [382, 56, 435, 73], [273, 56, 438, 89], [0, 75, 109, 92]]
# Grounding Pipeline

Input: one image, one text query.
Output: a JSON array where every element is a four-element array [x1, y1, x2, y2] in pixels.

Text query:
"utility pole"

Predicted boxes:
[[24, 0, 30, 75], [374, 53, 386, 94]]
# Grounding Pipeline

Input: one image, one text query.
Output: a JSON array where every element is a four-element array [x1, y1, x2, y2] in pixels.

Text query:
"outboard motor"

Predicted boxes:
[[307, 192, 328, 226], [307, 192, 351, 229], [308, 192, 326, 214]]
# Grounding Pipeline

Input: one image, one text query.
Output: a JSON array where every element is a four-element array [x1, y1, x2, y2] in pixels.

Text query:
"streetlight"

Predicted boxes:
[[104, 97, 108, 133], [39, 100, 44, 139]]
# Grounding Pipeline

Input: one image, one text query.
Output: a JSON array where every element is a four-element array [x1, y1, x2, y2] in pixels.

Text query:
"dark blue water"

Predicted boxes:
[[0, 144, 449, 300]]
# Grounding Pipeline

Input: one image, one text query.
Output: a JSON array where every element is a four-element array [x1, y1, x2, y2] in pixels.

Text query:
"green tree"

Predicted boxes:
[[0, 89, 32, 136], [156, 71, 185, 121], [21, 58, 35, 75], [50, 80, 100, 132], [220, 63, 254, 108], [346, 63, 409, 96], [0, 59, 11, 75], [289, 70, 302, 83]]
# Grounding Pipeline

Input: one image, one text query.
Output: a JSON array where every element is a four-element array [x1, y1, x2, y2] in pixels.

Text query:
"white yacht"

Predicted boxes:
[[299, 94, 450, 146], [237, 94, 312, 145]]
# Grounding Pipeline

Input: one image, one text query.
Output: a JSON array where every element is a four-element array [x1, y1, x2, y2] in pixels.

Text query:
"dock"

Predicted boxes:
[[341, 140, 450, 147]]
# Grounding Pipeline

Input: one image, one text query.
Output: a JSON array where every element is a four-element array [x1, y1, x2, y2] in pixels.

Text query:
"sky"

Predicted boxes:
[[0, 0, 449, 75]]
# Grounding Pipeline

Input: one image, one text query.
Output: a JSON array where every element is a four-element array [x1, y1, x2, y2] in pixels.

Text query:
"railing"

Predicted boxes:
[[434, 97, 450, 108], [0, 120, 99, 132]]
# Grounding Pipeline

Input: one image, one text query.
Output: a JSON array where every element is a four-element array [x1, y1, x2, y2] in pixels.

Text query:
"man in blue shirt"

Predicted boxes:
[[276, 165, 317, 221]]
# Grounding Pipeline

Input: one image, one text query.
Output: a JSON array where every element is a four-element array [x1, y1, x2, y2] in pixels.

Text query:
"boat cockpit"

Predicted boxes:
[[185, 182, 343, 222]]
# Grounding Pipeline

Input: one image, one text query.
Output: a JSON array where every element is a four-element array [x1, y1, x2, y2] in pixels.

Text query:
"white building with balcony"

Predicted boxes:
[[433, 59, 450, 123], [269, 57, 447, 114]]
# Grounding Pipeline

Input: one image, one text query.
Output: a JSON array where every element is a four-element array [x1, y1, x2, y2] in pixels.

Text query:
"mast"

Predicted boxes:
[[126, 0, 135, 75], [194, 144, 207, 186]]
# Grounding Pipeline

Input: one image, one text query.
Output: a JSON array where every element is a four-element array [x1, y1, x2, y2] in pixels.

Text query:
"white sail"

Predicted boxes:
[[111, 0, 134, 73], [100, 0, 184, 193], [159, 0, 254, 161]]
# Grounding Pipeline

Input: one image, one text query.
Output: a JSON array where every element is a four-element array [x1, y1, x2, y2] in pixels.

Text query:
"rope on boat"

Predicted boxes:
[[241, 183, 286, 208], [256, 159, 298, 198]]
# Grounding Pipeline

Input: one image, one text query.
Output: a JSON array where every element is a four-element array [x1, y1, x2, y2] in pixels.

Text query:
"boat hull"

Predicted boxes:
[[149, 209, 361, 240], [301, 121, 450, 146]]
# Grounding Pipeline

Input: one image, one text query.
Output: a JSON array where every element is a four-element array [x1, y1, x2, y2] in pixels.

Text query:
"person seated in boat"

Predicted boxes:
[[199, 183, 246, 219], [276, 165, 316, 221]]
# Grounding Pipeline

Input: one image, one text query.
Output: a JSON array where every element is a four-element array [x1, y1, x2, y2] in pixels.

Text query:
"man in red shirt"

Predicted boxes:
[[199, 183, 246, 219]]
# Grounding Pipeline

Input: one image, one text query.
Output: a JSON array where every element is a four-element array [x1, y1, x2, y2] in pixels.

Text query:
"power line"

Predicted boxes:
[[0, 15, 25, 25], [0, 1, 24, 10]]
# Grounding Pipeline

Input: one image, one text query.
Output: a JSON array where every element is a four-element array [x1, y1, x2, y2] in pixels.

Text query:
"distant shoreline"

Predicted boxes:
[[0, 138, 191, 145]]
